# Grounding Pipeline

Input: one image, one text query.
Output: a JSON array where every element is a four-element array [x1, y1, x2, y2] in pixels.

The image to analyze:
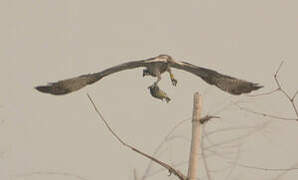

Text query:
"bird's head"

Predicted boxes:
[[143, 69, 150, 77], [156, 54, 176, 64], [157, 54, 172, 61]]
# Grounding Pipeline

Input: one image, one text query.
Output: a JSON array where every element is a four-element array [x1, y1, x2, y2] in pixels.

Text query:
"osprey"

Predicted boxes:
[[35, 54, 262, 95]]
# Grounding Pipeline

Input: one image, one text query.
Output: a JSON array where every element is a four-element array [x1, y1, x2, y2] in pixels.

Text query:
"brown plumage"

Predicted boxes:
[[35, 54, 262, 95], [170, 61, 263, 95]]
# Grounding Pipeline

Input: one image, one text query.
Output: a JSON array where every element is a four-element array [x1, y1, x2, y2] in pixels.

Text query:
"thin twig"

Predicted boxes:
[[87, 94, 187, 180], [134, 169, 139, 180], [273, 162, 298, 180], [246, 88, 280, 97], [142, 117, 190, 180], [245, 61, 298, 121], [203, 125, 244, 159], [13, 171, 90, 180], [204, 121, 270, 151], [201, 121, 270, 179], [201, 126, 212, 180], [87, 94, 125, 145], [224, 145, 241, 180], [205, 125, 266, 137], [292, 90, 298, 101], [234, 103, 297, 121], [273, 62, 298, 119], [229, 162, 298, 172]]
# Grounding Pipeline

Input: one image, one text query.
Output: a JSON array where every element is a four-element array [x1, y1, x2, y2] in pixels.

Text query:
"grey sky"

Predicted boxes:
[[1, 0, 298, 179]]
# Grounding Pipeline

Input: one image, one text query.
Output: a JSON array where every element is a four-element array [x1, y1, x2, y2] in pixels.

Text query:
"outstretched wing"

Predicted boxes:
[[171, 61, 263, 95], [35, 59, 151, 95]]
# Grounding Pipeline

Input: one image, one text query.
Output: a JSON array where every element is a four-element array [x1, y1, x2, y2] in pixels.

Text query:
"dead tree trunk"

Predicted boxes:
[[187, 92, 202, 180]]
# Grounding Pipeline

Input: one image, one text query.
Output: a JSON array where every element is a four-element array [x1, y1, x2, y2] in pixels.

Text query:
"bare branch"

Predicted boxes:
[[224, 146, 241, 180], [273, 62, 298, 119], [201, 126, 212, 180], [142, 115, 220, 180], [246, 88, 279, 97], [273, 162, 298, 180], [134, 169, 139, 180], [245, 61, 298, 121], [87, 94, 126, 145], [13, 171, 90, 180], [200, 121, 270, 179], [229, 162, 298, 172], [292, 90, 298, 101], [200, 115, 220, 124], [205, 125, 266, 137], [87, 94, 187, 180], [146, 150, 241, 178], [274, 61, 284, 78], [142, 117, 190, 180], [204, 121, 271, 151], [234, 103, 297, 121]]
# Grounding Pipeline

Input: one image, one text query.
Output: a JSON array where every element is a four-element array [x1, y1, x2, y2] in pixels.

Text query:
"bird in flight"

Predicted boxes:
[[35, 54, 262, 96]]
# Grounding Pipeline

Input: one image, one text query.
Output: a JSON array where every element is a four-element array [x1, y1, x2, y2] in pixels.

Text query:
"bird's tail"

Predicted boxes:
[[165, 97, 171, 103]]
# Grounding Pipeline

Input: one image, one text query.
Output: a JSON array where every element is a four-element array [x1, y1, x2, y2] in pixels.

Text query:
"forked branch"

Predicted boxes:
[[244, 61, 298, 121], [87, 94, 187, 180]]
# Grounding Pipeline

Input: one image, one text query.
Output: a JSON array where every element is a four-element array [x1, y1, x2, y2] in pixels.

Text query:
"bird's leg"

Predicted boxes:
[[154, 73, 162, 86], [167, 67, 177, 86]]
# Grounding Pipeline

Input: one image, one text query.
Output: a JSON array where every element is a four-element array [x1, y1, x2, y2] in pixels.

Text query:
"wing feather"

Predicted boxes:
[[171, 61, 263, 95], [35, 59, 150, 95]]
